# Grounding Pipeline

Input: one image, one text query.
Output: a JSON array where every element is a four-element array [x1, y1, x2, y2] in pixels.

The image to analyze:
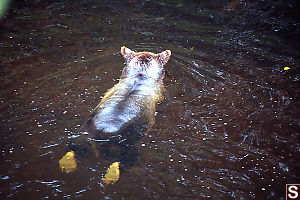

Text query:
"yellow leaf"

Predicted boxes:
[[103, 162, 120, 185], [284, 67, 290, 71], [59, 151, 77, 173], [190, 46, 194, 51]]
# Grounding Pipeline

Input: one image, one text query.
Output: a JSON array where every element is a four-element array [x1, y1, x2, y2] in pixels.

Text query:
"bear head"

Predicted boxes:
[[120, 46, 171, 81]]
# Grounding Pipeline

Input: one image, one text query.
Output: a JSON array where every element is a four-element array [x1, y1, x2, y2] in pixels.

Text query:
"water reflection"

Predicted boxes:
[[0, 0, 299, 199]]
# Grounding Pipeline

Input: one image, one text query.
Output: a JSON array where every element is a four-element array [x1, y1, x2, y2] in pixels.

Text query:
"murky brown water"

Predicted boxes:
[[0, 0, 299, 199]]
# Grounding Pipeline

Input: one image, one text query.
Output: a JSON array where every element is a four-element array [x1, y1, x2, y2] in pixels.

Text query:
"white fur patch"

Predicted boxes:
[[93, 81, 142, 133], [126, 58, 162, 80]]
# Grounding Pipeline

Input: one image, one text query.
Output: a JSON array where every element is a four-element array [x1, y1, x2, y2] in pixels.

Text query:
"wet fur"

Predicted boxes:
[[86, 46, 171, 144]]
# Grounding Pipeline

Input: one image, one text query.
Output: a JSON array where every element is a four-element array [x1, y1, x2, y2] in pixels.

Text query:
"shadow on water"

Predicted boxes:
[[0, 0, 299, 199]]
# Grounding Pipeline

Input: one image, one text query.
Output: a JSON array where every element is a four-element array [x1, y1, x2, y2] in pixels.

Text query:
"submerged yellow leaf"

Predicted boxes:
[[284, 67, 290, 71], [103, 162, 120, 185], [59, 151, 77, 173]]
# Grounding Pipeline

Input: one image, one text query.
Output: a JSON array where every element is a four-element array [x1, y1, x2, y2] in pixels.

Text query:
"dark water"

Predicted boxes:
[[0, 0, 299, 199]]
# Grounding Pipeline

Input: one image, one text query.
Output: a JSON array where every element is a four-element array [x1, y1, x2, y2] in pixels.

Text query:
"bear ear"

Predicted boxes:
[[158, 50, 171, 65], [121, 46, 135, 61]]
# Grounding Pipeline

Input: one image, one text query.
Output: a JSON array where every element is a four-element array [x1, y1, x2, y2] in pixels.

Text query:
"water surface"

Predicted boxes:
[[0, 0, 299, 199]]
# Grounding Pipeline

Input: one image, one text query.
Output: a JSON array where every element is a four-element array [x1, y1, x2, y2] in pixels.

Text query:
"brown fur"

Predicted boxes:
[[86, 46, 171, 144]]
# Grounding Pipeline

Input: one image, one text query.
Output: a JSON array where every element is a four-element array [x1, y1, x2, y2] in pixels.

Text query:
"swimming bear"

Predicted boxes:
[[86, 46, 171, 144], [59, 46, 171, 173]]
